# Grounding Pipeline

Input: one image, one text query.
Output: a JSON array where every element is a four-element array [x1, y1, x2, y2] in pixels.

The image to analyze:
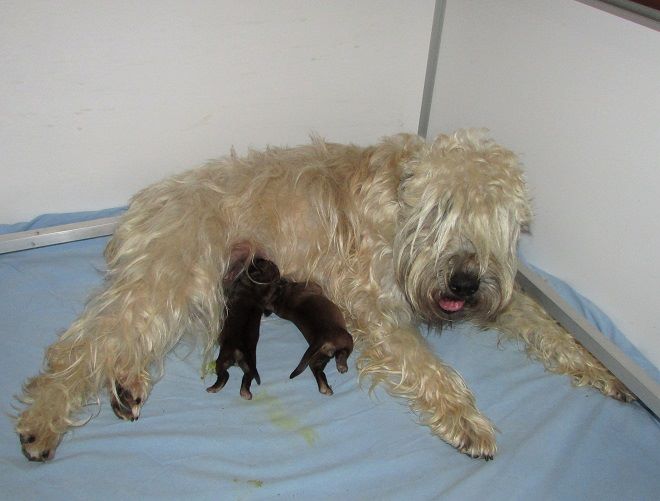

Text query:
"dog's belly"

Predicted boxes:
[[199, 164, 355, 284]]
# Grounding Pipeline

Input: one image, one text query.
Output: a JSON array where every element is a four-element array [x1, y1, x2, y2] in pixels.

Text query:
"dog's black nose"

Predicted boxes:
[[449, 272, 480, 298]]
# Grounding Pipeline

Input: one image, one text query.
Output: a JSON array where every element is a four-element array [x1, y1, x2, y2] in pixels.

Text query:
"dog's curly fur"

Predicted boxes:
[[16, 129, 633, 461]]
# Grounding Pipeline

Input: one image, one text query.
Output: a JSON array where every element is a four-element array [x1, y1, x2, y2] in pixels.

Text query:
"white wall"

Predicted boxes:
[[0, 0, 434, 223], [429, 0, 660, 367]]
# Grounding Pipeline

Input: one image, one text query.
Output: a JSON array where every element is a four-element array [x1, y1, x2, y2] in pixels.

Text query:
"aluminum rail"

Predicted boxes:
[[0, 216, 120, 254], [417, 0, 446, 139]]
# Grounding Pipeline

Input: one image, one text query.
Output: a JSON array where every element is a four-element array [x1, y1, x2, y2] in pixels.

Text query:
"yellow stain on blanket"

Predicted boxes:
[[233, 477, 263, 488], [253, 391, 318, 446], [203, 362, 216, 376]]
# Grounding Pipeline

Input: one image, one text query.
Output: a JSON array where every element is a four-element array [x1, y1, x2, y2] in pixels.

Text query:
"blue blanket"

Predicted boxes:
[[1, 209, 658, 500]]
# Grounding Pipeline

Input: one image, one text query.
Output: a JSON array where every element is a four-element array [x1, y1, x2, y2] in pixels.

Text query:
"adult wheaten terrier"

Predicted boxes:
[[16, 130, 633, 461]]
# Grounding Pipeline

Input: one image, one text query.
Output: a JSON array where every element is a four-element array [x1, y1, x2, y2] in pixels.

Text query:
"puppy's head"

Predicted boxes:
[[246, 258, 281, 285]]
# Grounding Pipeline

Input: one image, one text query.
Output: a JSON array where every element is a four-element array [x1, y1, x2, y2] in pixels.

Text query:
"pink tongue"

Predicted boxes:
[[439, 298, 465, 312]]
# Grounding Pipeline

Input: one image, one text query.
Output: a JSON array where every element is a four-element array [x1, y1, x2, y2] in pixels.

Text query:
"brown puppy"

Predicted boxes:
[[269, 281, 353, 395], [206, 258, 280, 400]]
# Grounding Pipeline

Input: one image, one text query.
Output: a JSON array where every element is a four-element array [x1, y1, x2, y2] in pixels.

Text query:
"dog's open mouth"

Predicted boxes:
[[438, 297, 465, 313]]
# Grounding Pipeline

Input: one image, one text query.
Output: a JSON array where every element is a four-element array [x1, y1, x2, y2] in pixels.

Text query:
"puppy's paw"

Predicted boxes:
[[312, 368, 333, 396], [206, 370, 230, 394], [240, 372, 259, 400], [334, 349, 351, 374]]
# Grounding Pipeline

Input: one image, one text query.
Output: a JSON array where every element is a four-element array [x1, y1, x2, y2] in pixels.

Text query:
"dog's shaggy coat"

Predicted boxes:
[[16, 130, 633, 461]]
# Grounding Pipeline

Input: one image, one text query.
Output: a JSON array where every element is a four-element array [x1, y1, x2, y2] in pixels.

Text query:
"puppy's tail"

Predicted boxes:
[[289, 345, 318, 379]]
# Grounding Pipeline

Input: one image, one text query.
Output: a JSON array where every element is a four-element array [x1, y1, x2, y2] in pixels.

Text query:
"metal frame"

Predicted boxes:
[[576, 0, 660, 30], [0, 216, 119, 254], [417, 0, 446, 139], [1, 0, 658, 416]]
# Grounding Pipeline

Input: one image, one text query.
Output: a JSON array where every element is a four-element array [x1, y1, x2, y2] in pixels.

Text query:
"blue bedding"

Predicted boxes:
[[1, 209, 658, 500]]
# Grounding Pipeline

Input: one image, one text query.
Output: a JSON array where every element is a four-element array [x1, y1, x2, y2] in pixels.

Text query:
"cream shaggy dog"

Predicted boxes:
[[16, 130, 633, 461]]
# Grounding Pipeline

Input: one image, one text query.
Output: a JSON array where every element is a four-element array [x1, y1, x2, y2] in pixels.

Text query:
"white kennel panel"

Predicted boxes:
[[0, 0, 435, 223], [428, 0, 660, 368]]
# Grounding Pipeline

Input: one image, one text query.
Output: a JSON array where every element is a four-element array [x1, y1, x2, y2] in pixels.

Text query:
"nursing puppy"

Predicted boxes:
[[206, 258, 280, 400], [269, 280, 353, 395]]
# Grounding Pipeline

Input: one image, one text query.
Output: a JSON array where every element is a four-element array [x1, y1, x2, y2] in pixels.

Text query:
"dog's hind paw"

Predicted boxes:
[[110, 381, 147, 421], [17, 428, 61, 462]]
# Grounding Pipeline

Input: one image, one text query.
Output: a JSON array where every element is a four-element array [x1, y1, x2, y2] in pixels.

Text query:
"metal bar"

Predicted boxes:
[[516, 260, 660, 417], [417, 0, 446, 138], [591, 0, 660, 21], [576, 0, 660, 30], [0, 216, 120, 254]]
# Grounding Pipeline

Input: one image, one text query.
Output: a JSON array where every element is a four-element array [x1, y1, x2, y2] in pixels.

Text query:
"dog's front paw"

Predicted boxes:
[[110, 381, 147, 421], [440, 414, 497, 461], [603, 378, 636, 403], [574, 366, 637, 403]]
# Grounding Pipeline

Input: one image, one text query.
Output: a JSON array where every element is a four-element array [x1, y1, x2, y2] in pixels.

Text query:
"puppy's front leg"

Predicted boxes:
[[354, 320, 496, 459]]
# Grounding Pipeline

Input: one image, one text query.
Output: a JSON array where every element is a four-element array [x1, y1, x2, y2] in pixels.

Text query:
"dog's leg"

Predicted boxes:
[[17, 215, 224, 460], [110, 374, 150, 422], [18, 274, 220, 460], [16, 327, 96, 462], [490, 289, 635, 401], [16, 285, 172, 460], [353, 317, 497, 459]]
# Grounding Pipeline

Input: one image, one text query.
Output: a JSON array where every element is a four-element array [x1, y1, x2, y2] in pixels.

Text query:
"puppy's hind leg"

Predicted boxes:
[[238, 351, 261, 400], [490, 288, 635, 402], [289, 344, 334, 395], [206, 353, 233, 394]]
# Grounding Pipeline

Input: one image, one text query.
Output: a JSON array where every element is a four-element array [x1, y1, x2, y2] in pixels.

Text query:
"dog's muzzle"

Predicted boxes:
[[437, 271, 480, 313]]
